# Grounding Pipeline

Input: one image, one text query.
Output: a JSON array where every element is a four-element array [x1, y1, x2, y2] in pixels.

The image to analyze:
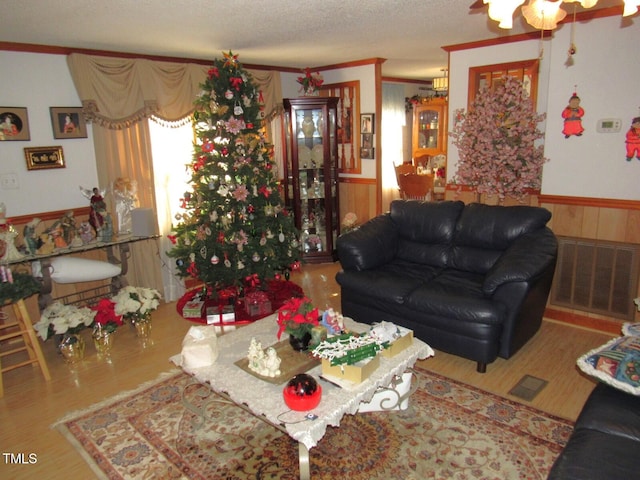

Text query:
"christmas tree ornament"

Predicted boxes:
[[234, 101, 243, 115], [224, 90, 234, 100], [252, 252, 261, 262], [211, 254, 219, 265]]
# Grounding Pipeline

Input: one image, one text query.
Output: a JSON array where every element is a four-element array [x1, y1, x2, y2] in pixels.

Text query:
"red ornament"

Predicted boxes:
[[247, 204, 255, 213], [202, 141, 214, 152], [217, 231, 225, 243], [246, 122, 254, 129], [167, 234, 177, 244], [265, 163, 272, 170], [221, 147, 229, 156]]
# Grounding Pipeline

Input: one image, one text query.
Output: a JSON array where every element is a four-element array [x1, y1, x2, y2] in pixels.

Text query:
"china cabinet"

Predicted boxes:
[[283, 97, 340, 263], [411, 97, 447, 163]]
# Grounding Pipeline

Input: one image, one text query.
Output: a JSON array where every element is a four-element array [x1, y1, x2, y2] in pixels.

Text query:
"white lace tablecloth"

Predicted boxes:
[[171, 315, 434, 450]]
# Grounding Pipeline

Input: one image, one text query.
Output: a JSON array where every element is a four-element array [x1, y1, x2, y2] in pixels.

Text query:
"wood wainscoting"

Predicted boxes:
[[338, 177, 377, 228]]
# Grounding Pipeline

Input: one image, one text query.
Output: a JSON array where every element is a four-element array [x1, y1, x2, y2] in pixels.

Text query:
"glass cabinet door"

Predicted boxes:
[[416, 108, 439, 150], [283, 98, 339, 263]]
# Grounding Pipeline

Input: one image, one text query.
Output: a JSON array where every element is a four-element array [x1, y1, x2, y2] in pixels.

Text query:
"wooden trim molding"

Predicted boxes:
[[539, 195, 640, 210], [545, 307, 623, 335], [339, 177, 376, 185], [8, 207, 91, 225]]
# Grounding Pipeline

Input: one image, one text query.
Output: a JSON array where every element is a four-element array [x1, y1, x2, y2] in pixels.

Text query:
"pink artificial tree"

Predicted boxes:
[[450, 75, 548, 202]]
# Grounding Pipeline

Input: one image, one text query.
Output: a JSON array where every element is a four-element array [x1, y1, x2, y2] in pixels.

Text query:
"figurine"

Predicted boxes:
[[0, 204, 24, 262], [625, 116, 640, 162], [80, 185, 107, 235], [23, 217, 42, 255], [247, 338, 282, 378], [78, 221, 95, 244], [561, 93, 585, 138], [36, 233, 55, 255], [112, 177, 137, 235], [98, 210, 114, 242], [59, 210, 77, 245]]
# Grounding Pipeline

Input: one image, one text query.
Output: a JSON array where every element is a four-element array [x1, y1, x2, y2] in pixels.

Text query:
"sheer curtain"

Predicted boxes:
[[381, 83, 407, 211], [148, 120, 193, 301]]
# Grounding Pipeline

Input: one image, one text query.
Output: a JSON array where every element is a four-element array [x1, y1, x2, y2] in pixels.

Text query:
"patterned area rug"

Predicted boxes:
[[53, 366, 573, 479]]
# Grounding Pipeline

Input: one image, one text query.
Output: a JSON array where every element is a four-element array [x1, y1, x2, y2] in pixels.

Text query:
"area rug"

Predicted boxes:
[[53, 367, 573, 480]]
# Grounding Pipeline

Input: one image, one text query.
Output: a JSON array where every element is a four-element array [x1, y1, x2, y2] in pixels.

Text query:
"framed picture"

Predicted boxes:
[[361, 113, 374, 134], [0, 107, 30, 141], [24, 146, 65, 170], [360, 147, 374, 159], [50, 107, 87, 139], [362, 133, 373, 149]]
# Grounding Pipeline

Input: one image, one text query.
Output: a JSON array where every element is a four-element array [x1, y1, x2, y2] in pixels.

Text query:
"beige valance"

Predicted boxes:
[[67, 53, 282, 129]]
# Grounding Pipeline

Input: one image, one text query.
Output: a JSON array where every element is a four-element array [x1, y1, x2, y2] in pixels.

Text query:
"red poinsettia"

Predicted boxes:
[[276, 296, 319, 340], [91, 298, 124, 334]]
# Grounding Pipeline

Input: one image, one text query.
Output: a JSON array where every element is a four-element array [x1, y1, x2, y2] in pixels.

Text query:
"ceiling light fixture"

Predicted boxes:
[[481, 0, 639, 31], [432, 69, 448, 92]]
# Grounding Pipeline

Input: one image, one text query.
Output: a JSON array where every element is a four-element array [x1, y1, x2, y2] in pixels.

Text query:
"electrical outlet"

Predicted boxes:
[[0, 173, 19, 189]]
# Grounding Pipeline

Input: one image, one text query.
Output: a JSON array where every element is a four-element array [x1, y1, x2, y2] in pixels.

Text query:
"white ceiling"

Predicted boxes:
[[0, 0, 627, 80]]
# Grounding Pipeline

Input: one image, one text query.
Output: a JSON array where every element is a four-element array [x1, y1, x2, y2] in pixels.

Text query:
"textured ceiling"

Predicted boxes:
[[0, 0, 627, 80]]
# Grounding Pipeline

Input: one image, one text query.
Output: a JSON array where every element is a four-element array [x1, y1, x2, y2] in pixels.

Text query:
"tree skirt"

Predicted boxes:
[[53, 366, 573, 480], [176, 279, 304, 324]]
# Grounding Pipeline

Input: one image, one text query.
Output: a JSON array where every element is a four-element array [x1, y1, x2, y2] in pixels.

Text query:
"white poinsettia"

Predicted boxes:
[[33, 302, 96, 341], [112, 285, 161, 321]]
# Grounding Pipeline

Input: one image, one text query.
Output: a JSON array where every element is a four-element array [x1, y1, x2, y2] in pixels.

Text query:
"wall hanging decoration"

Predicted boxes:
[[561, 88, 585, 138], [24, 146, 65, 170], [0, 107, 30, 141], [50, 107, 88, 139], [626, 116, 640, 161]]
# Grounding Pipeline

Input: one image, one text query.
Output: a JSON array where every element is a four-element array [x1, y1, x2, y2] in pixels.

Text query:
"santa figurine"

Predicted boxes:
[[625, 117, 640, 161]]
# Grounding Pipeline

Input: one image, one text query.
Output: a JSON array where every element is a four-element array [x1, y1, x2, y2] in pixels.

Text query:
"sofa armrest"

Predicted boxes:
[[483, 227, 558, 296], [337, 214, 398, 271]]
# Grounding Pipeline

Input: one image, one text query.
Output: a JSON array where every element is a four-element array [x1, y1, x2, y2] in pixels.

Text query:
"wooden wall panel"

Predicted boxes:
[[338, 179, 376, 228]]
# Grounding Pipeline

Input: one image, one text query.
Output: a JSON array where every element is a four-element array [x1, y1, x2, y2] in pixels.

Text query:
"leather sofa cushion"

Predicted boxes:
[[548, 428, 640, 480], [575, 383, 640, 442], [390, 200, 464, 267], [451, 203, 552, 274]]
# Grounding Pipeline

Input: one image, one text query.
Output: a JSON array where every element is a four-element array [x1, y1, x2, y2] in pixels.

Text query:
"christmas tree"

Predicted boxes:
[[167, 52, 301, 291]]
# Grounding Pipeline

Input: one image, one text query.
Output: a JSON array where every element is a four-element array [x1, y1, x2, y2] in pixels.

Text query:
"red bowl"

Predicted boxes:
[[283, 383, 322, 411]]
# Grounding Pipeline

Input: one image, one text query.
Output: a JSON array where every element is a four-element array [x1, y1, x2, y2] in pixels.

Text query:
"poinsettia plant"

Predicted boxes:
[[450, 75, 548, 201], [112, 285, 161, 323], [91, 297, 124, 334], [33, 302, 96, 341], [276, 296, 319, 340]]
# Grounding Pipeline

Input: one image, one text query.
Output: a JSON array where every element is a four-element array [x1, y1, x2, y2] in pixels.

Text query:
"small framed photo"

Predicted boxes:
[[50, 107, 87, 139], [24, 146, 65, 171], [362, 133, 373, 149], [360, 147, 375, 159], [0, 107, 30, 141], [360, 113, 374, 134]]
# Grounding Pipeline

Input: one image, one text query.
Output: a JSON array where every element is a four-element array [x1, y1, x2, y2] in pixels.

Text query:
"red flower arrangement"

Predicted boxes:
[[92, 298, 125, 334], [276, 296, 319, 340], [296, 68, 324, 95]]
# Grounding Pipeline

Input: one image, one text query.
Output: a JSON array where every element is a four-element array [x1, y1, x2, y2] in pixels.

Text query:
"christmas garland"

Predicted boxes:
[[0, 273, 41, 305]]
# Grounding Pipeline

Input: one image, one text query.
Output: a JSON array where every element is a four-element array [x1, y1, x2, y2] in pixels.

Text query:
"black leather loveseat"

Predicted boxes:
[[335, 200, 558, 372], [547, 383, 640, 479]]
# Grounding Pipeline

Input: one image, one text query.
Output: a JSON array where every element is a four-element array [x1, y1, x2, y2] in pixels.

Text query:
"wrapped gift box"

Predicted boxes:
[[244, 291, 272, 317], [381, 329, 414, 358], [206, 305, 235, 324], [321, 355, 380, 384], [183, 300, 205, 318]]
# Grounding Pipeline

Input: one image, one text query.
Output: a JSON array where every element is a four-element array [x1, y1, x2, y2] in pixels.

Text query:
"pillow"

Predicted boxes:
[[49, 257, 121, 284], [622, 322, 640, 336], [577, 335, 640, 396]]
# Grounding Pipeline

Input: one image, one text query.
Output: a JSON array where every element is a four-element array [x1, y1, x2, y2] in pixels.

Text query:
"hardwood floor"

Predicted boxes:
[[0, 263, 613, 479]]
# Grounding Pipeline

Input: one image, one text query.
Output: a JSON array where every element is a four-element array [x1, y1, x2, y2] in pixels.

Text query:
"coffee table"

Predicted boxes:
[[172, 314, 434, 479]]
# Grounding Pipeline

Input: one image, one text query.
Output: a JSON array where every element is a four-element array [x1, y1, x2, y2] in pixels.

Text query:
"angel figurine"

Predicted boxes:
[[111, 177, 137, 235], [79, 185, 107, 235]]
